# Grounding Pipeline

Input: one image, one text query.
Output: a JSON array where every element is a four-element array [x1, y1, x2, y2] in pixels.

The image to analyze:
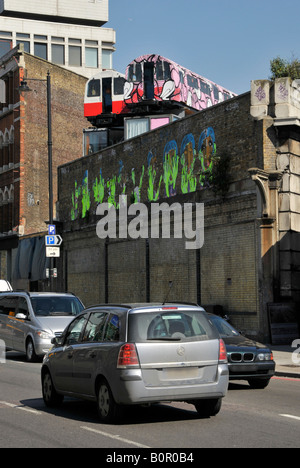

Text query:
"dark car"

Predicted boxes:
[[209, 314, 275, 389]]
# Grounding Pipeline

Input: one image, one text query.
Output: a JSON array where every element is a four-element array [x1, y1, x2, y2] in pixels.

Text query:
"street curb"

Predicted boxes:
[[274, 370, 300, 379]]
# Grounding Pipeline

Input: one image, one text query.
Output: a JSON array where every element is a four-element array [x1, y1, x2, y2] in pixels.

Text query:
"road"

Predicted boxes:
[[0, 352, 299, 450]]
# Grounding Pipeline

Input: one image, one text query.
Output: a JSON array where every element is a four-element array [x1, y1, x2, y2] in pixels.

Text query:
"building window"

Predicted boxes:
[[34, 43, 47, 60], [85, 47, 98, 68], [52, 44, 65, 65], [0, 39, 12, 59], [69, 45, 82, 67], [34, 35, 47, 60], [85, 40, 98, 67], [69, 39, 82, 67], [17, 33, 30, 53], [17, 40, 30, 53], [102, 49, 112, 69]]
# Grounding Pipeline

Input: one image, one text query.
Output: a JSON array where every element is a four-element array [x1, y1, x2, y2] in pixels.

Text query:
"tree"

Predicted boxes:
[[270, 56, 300, 81]]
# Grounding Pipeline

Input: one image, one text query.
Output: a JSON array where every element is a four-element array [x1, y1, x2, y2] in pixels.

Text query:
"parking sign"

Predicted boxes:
[[48, 225, 56, 235]]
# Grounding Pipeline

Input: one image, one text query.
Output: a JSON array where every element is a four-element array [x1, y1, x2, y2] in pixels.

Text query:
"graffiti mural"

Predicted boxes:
[[70, 127, 216, 220]]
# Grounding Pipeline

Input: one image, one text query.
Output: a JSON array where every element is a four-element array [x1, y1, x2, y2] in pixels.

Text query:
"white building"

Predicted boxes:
[[0, 0, 115, 77]]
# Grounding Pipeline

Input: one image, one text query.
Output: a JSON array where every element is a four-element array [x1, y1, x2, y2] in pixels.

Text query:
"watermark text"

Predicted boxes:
[[96, 196, 204, 250]]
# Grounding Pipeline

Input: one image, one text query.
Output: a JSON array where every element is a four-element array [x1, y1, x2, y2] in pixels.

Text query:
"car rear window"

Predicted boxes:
[[127, 309, 217, 343]]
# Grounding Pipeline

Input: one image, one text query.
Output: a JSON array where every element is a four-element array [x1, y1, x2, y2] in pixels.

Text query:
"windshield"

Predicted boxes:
[[31, 296, 84, 317], [128, 309, 217, 343], [209, 315, 240, 337]]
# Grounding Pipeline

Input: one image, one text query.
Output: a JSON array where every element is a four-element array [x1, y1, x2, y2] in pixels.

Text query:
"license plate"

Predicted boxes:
[[164, 367, 199, 379]]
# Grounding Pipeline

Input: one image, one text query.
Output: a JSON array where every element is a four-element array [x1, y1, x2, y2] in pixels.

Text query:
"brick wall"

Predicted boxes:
[[20, 53, 88, 235], [57, 92, 277, 339]]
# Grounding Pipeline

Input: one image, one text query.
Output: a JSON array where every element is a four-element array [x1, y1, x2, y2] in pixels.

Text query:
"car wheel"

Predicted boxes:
[[194, 398, 222, 418], [96, 379, 120, 423], [42, 369, 64, 408], [248, 378, 271, 389], [26, 338, 38, 362]]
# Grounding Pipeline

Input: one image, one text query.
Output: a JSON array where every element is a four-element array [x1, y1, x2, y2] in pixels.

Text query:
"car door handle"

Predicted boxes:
[[65, 346, 73, 359], [89, 351, 97, 358]]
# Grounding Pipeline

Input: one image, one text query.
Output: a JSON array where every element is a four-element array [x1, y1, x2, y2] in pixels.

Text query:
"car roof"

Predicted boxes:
[[0, 291, 78, 297], [84, 302, 205, 314]]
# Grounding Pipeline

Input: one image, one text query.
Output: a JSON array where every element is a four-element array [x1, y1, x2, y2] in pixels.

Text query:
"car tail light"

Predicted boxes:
[[219, 339, 227, 363], [117, 343, 140, 368]]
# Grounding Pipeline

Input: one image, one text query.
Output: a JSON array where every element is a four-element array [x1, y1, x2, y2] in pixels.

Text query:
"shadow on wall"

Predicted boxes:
[[263, 230, 300, 345]]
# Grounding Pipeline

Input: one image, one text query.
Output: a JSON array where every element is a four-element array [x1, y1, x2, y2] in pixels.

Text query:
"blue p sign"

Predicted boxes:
[[48, 225, 56, 235]]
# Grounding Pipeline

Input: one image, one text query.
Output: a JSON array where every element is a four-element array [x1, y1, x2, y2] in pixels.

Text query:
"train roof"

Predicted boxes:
[[87, 69, 125, 81]]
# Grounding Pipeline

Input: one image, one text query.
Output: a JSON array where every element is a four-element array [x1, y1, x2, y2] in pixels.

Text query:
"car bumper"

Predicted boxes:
[[112, 364, 229, 405], [34, 339, 54, 357], [228, 362, 275, 380]]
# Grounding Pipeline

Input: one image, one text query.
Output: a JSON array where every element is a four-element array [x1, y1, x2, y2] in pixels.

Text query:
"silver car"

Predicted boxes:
[[42, 303, 229, 422], [0, 292, 84, 361]]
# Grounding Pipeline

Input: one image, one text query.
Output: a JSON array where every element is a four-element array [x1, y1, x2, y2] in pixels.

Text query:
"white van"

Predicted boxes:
[[0, 280, 13, 292], [0, 291, 84, 361]]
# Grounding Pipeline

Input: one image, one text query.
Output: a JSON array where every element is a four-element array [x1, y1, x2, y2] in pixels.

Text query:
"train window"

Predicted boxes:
[[128, 63, 142, 82], [223, 92, 230, 101], [187, 75, 199, 89], [113, 77, 125, 95], [213, 85, 219, 100], [200, 80, 211, 96], [179, 71, 184, 84], [156, 61, 171, 80], [87, 79, 100, 97]]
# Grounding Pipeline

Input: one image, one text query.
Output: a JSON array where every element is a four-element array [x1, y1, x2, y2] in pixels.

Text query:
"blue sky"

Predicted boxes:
[[106, 0, 300, 95]]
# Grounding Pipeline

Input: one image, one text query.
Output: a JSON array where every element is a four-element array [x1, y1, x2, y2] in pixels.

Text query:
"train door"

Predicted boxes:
[[144, 62, 154, 100], [102, 77, 112, 113]]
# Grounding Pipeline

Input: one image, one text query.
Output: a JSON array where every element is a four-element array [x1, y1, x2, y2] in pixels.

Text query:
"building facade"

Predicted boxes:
[[0, 0, 115, 78], [56, 78, 300, 343], [0, 46, 88, 288]]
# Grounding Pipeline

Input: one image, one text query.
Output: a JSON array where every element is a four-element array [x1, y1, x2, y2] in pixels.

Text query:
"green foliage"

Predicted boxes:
[[270, 56, 300, 81]]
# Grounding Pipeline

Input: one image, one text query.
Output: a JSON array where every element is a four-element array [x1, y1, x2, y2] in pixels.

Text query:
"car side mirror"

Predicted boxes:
[[15, 313, 27, 320], [51, 336, 63, 346]]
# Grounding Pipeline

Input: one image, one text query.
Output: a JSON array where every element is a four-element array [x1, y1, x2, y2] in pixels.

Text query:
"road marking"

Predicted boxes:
[[81, 425, 150, 448], [0, 400, 41, 415], [280, 414, 300, 422]]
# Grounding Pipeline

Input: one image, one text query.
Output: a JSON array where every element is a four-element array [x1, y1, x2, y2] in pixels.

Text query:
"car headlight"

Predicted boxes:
[[36, 330, 52, 340], [257, 352, 273, 361]]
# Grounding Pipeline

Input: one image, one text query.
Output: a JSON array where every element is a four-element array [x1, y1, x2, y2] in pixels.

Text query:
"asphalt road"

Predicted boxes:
[[0, 352, 299, 450]]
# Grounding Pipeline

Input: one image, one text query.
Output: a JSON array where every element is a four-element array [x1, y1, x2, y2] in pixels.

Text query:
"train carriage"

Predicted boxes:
[[124, 54, 236, 111], [84, 54, 237, 128], [84, 70, 128, 126]]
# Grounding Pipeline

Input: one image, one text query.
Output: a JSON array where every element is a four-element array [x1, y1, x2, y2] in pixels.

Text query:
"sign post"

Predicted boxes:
[[45, 234, 63, 279]]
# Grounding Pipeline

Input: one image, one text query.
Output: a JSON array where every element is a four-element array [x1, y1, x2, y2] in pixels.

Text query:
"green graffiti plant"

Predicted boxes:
[[131, 166, 145, 203], [81, 182, 91, 218], [148, 164, 162, 201], [107, 175, 117, 207], [71, 180, 81, 221], [163, 151, 179, 197], [93, 171, 105, 204], [180, 151, 197, 194]]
